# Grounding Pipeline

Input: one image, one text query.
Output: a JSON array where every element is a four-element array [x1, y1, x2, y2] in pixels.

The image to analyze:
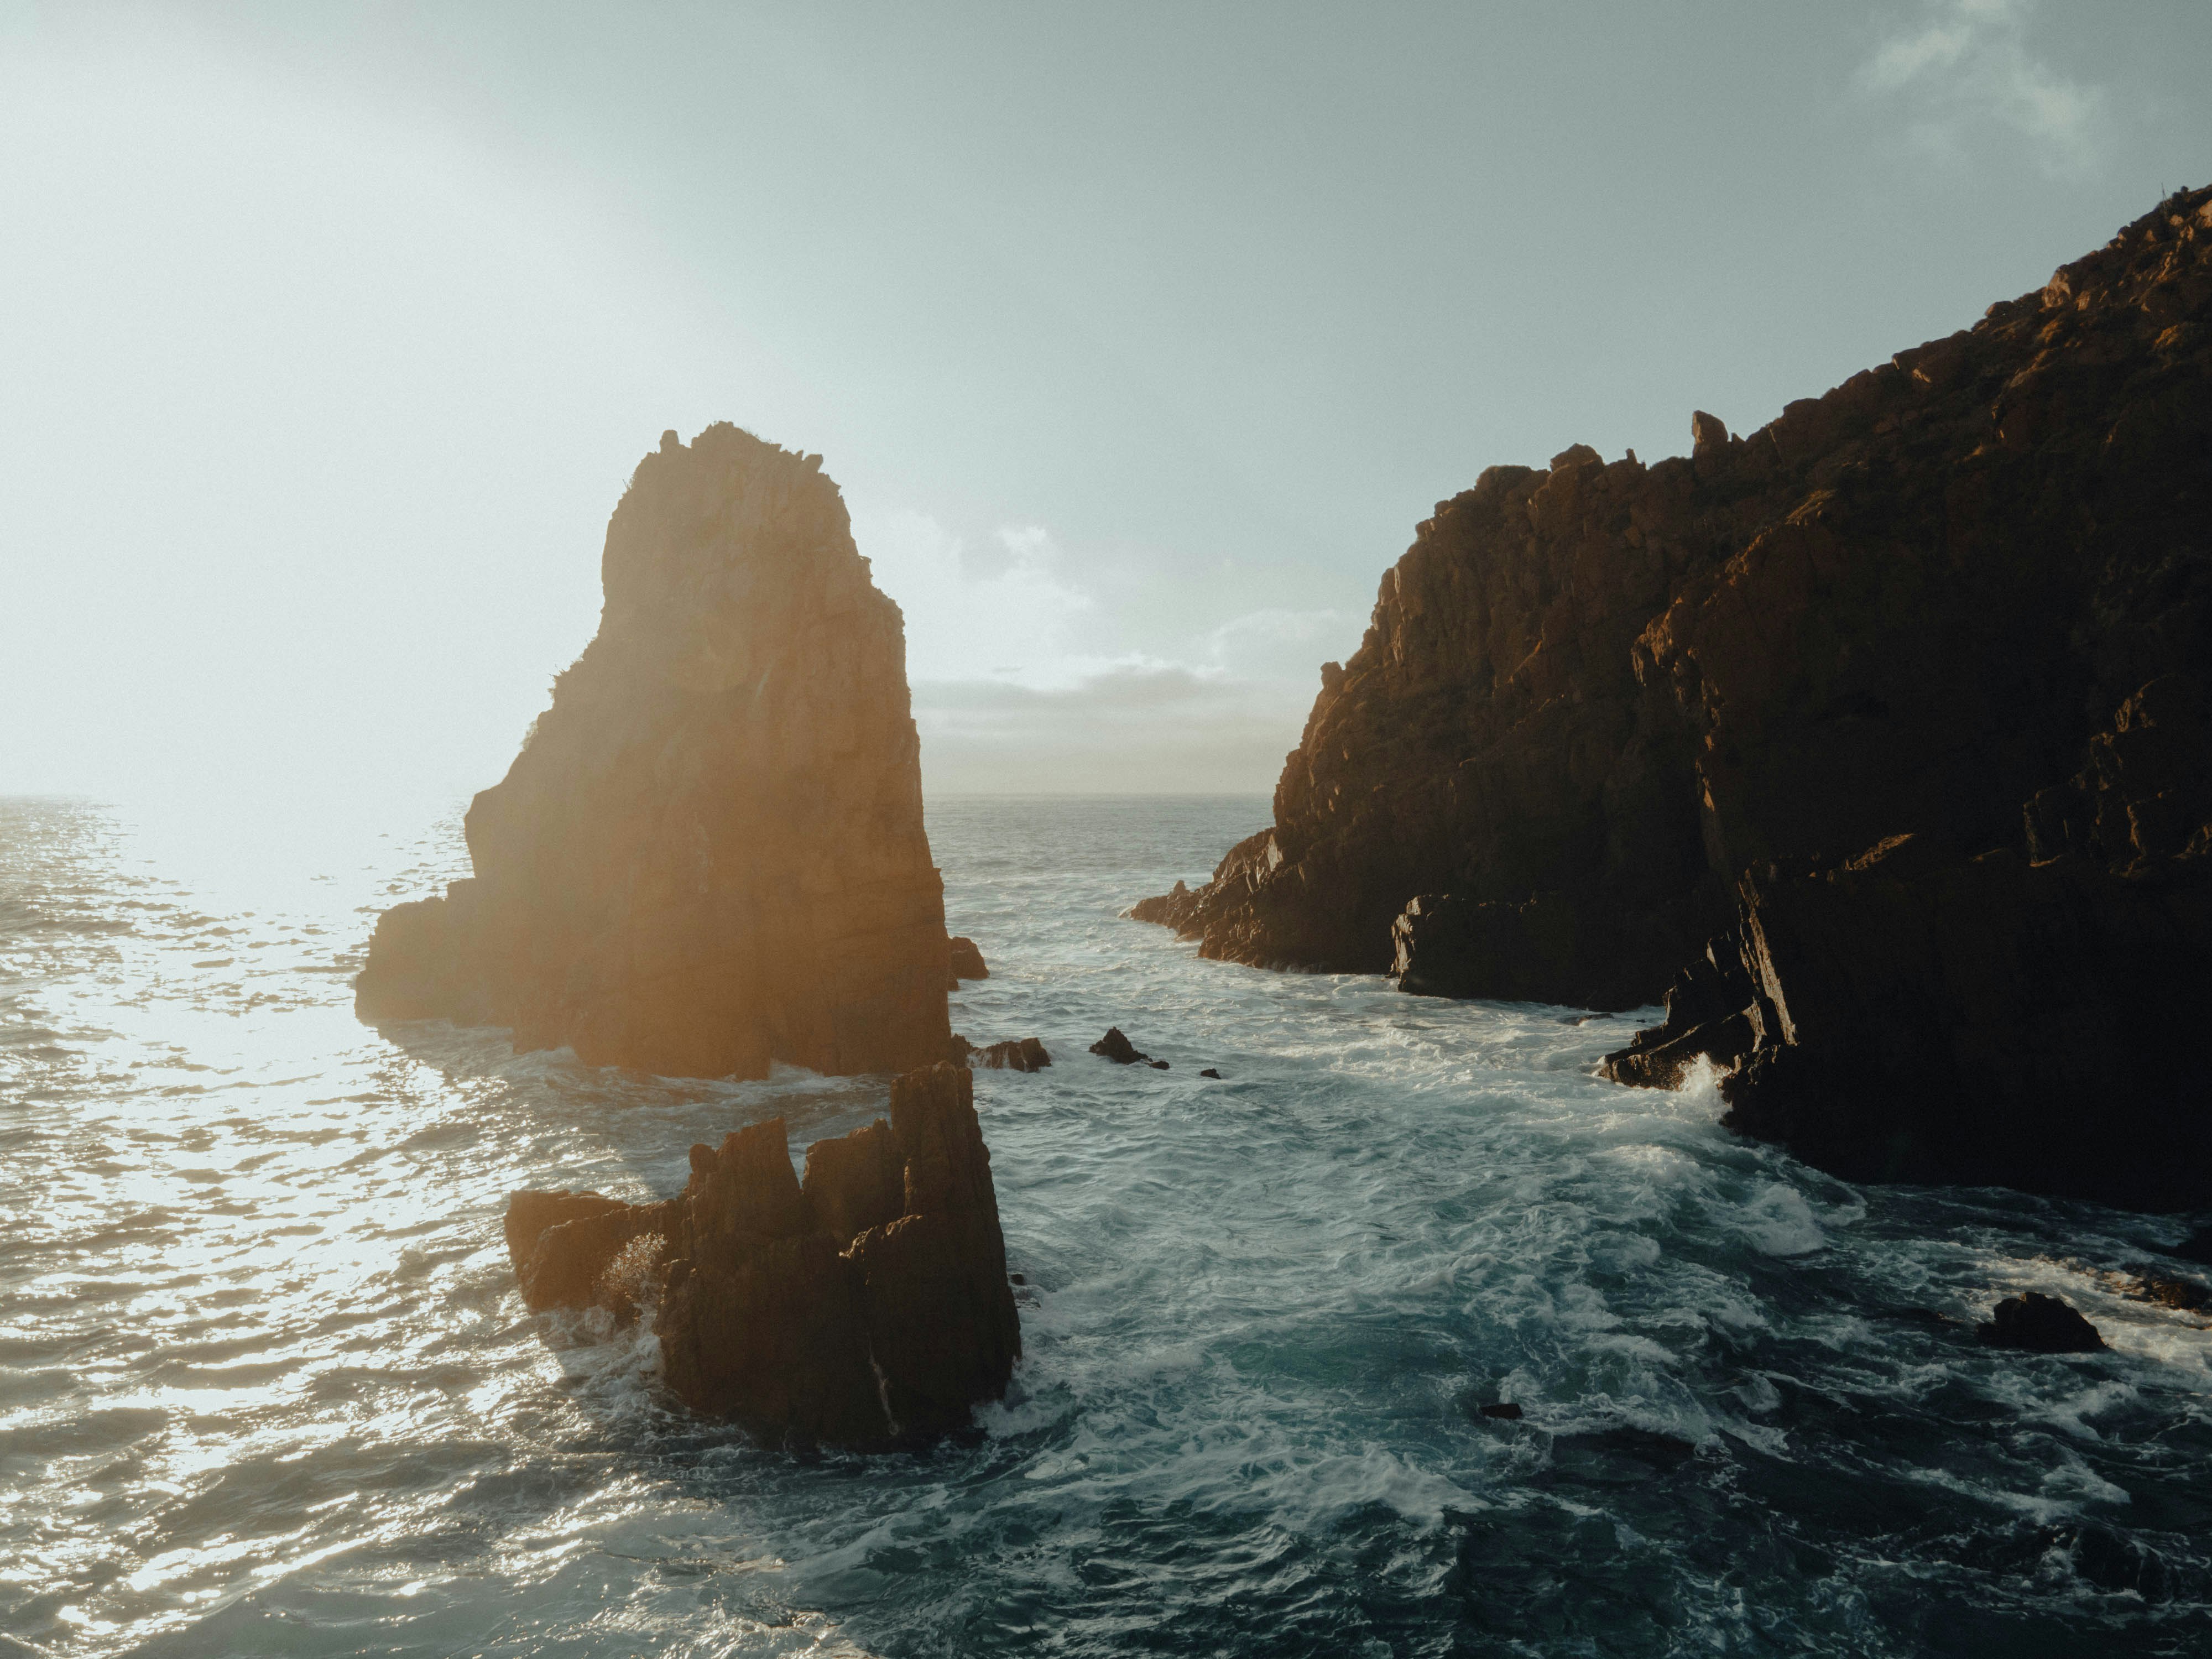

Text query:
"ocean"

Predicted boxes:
[[4, 791, 2210, 1657]]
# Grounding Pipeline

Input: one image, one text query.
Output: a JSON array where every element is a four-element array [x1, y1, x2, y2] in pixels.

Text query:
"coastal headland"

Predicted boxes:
[[1138, 185, 2212, 1210]]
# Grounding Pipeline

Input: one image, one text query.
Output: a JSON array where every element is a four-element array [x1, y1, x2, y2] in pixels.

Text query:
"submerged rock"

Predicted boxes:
[[2121, 1268, 2211, 1312], [1135, 185, 2212, 1208], [2171, 1227, 2212, 1265], [1978, 1292, 2106, 1354], [356, 424, 951, 1080], [503, 1062, 1020, 1444]]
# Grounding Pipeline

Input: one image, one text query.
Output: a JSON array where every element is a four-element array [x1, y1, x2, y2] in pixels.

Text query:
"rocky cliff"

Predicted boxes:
[[356, 425, 952, 1079], [1138, 186, 2212, 1207], [506, 1062, 1021, 1444]]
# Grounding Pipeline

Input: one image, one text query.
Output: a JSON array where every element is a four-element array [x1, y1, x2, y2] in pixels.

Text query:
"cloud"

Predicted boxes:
[[847, 504, 1363, 791], [911, 665, 1305, 794], [1860, 0, 2105, 177], [1199, 606, 1349, 676], [852, 508, 1109, 689]]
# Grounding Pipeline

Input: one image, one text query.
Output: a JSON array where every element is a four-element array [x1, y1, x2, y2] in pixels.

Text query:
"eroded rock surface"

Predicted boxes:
[[503, 1062, 1020, 1444], [1139, 186, 2212, 1207], [357, 425, 951, 1079]]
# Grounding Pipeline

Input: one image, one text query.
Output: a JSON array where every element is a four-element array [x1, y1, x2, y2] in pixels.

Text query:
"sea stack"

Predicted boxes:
[[356, 425, 953, 1079], [504, 1062, 1022, 1444], [1136, 185, 2212, 1208]]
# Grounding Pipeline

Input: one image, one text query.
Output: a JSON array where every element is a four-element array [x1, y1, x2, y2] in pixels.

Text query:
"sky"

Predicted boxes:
[[3, 1, 2208, 811]]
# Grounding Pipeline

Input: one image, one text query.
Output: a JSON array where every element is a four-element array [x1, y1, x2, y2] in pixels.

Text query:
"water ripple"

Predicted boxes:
[[2, 794, 2209, 1656]]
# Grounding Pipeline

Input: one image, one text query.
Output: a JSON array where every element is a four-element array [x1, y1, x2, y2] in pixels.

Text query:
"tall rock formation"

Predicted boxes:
[[357, 425, 952, 1079], [1137, 186, 2212, 1208], [505, 1062, 1022, 1444]]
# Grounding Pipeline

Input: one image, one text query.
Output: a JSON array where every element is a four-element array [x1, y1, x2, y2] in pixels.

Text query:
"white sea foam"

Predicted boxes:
[[4, 793, 2211, 1655]]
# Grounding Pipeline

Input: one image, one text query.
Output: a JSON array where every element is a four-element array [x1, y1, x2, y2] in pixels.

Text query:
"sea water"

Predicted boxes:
[[3, 792, 2210, 1658]]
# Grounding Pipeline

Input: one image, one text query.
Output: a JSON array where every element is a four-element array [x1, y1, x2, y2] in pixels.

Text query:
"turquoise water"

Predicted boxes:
[[4, 792, 2211, 1657]]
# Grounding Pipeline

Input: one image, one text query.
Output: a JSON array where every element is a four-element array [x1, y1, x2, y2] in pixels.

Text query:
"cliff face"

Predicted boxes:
[[1128, 422, 1807, 1005], [1140, 186, 2212, 1206], [357, 425, 952, 1079]]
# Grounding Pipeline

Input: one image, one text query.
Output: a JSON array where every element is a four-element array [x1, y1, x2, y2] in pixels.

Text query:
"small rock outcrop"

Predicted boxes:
[[1978, 1292, 2106, 1354], [504, 1062, 1020, 1444], [947, 1033, 1051, 1072], [948, 936, 990, 983], [997, 1037, 1051, 1071], [357, 425, 951, 1080], [1090, 1027, 1167, 1068], [1138, 186, 2212, 1208]]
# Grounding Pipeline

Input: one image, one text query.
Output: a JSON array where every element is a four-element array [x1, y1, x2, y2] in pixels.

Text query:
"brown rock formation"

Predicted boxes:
[[1128, 432, 1742, 1005], [504, 1062, 1020, 1444], [356, 425, 951, 1079], [1089, 1026, 1167, 1067], [948, 1034, 1052, 1072], [1139, 186, 2212, 1207]]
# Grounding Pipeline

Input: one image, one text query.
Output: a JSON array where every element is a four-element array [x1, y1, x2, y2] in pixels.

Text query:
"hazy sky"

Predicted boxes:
[[4, 1, 2208, 809]]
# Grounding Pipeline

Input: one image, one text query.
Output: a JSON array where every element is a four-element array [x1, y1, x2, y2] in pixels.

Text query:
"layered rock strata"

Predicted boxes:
[[356, 425, 951, 1078], [1139, 186, 2212, 1207], [505, 1061, 1021, 1444]]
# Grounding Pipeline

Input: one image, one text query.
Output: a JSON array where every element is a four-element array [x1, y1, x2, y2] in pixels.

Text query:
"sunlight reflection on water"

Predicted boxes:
[[3, 794, 2211, 1657]]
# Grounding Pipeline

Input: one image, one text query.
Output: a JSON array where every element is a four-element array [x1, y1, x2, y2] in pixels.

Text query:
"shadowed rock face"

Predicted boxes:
[[505, 1062, 1020, 1445], [1979, 1292, 2105, 1354], [1126, 431, 1747, 1005], [1139, 185, 2212, 1206], [355, 424, 952, 1079]]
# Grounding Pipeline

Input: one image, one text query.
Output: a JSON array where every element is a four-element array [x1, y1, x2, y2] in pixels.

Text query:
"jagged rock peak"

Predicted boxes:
[[503, 1062, 1022, 1446], [356, 424, 953, 1080]]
